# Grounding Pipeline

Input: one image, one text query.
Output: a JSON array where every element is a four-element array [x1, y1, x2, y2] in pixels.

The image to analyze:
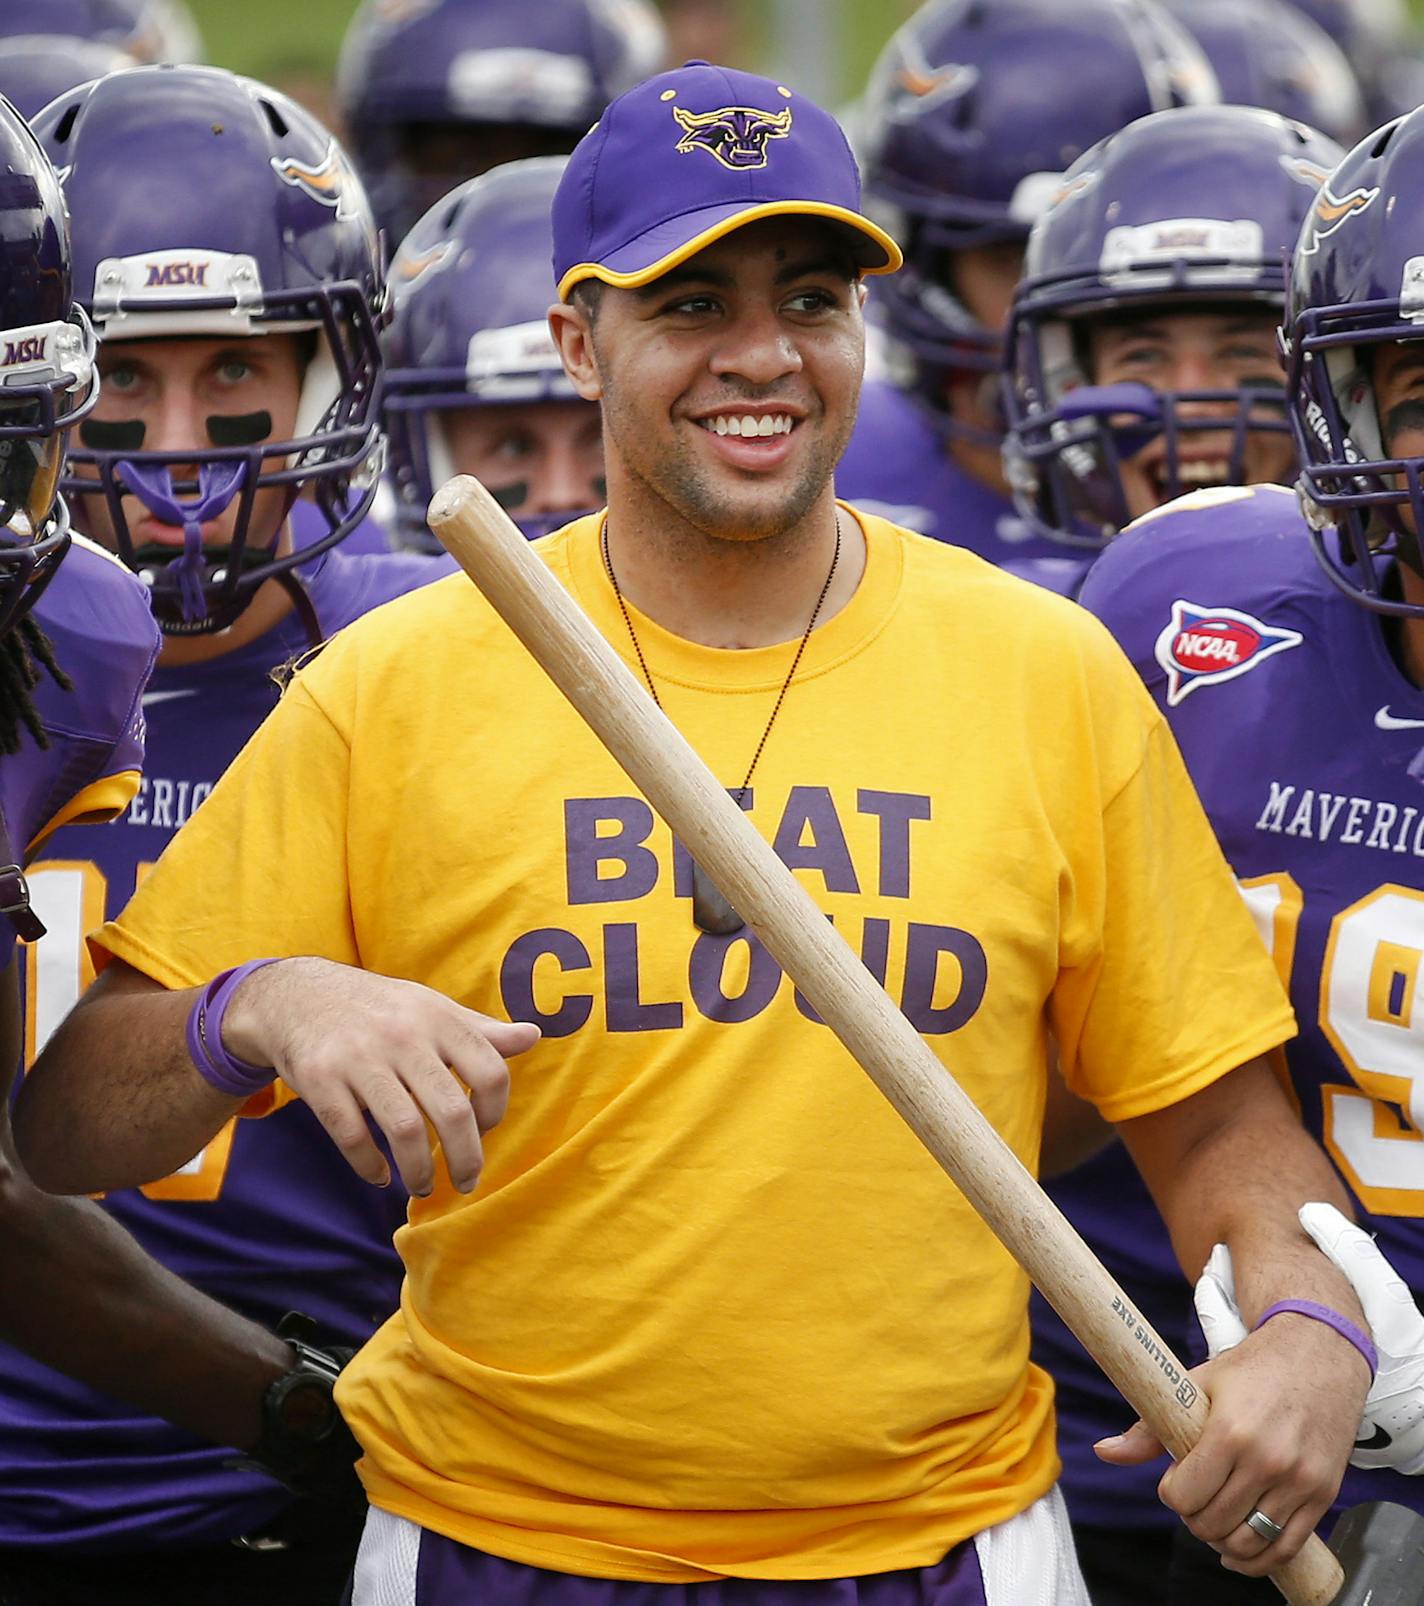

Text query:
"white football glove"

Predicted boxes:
[[1192, 1205, 1424, 1475], [1299, 1201, 1424, 1475]]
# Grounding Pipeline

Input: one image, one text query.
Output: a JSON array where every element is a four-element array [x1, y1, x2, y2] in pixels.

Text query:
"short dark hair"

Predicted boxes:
[[570, 279, 605, 325]]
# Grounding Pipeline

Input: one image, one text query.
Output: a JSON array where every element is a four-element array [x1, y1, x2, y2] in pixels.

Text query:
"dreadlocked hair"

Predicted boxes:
[[0, 615, 70, 756]]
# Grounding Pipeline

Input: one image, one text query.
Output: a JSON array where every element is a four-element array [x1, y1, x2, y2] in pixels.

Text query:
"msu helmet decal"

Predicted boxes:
[[671, 103, 793, 171]]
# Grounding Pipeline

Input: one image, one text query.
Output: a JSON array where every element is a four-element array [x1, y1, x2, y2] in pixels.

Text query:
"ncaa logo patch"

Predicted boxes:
[[1154, 600, 1303, 706]]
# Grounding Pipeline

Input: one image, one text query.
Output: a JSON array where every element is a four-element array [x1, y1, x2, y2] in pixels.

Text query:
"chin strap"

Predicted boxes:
[[115, 459, 247, 623]]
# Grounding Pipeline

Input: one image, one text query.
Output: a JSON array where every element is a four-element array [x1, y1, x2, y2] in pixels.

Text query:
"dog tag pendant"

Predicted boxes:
[[691, 861, 744, 936]]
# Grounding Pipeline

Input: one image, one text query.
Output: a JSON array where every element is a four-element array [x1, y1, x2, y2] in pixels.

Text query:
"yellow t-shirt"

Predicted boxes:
[[96, 510, 1295, 1581]]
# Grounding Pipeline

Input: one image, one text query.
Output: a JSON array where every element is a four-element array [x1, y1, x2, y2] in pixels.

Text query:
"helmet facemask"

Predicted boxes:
[[65, 276, 384, 635], [1008, 271, 1291, 548], [1290, 306, 1424, 614], [0, 308, 98, 636]]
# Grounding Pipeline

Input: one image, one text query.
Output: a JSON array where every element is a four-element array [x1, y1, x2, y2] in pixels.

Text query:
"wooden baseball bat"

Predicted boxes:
[[427, 474, 1344, 1606]]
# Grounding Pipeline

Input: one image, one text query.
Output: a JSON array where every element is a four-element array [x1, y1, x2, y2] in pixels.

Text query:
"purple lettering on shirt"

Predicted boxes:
[[565, 798, 659, 905], [857, 790, 931, 898], [771, 786, 860, 894], [499, 927, 594, 1038]]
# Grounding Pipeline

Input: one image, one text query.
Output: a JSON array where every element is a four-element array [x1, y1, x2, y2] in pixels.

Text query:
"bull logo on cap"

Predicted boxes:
[[672, 104, 793, 170]]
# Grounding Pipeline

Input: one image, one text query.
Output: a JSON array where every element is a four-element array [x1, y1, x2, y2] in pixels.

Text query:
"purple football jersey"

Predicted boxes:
[[291, 490, 394, 557], [0, 538, 158, 971], [836, 380, 1067, 565], [0, 546, 448, 1551], [1037, 482, 1424, 1529]]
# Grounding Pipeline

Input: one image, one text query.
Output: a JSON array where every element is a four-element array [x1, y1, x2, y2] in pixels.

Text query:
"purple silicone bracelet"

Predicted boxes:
[[1254, 1300, 1378, 1380], [185, 959, 282, 1098]]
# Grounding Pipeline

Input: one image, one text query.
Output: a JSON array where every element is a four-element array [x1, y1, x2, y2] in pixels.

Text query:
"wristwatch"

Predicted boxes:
[[240, 1312, 363, 1503]]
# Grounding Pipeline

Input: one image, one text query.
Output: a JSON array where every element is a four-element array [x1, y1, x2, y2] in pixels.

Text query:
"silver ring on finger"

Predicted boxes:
[[1244, 1508, 1285, 1543]]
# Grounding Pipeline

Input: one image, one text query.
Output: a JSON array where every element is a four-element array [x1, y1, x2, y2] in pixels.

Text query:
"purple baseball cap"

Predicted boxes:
[[553, 60, 902, 301]]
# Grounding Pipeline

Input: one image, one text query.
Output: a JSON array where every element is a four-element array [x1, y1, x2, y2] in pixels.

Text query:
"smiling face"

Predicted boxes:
[[71, 332, 306, 557], [440, 397, 604, 529], [550, 217, 865, 548], [1085, 305, 1292, 522]]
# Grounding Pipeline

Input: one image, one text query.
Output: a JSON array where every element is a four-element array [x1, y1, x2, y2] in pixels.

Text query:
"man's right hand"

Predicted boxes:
[[222, 957, 540, 1196]]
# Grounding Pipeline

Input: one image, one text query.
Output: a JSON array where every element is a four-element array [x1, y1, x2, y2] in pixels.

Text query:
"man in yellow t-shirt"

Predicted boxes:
[[15, 62, 1376, 1605]]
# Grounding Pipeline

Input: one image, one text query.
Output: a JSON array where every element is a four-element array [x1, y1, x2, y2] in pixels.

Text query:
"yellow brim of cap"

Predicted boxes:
[[557, 200, 903, 302]]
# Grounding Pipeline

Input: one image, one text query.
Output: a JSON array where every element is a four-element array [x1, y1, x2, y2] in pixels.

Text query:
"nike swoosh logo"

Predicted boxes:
[[1375, 705, 1424, 730], [140, 688, 199, 707], [1355, 1423, 1393, 1451]]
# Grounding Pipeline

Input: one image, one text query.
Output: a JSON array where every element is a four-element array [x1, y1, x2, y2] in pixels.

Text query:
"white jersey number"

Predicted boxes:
[[1240, 875, 1424, 1216], [1319, 887, 1424, 1217], [24, 860, 235, 1201]]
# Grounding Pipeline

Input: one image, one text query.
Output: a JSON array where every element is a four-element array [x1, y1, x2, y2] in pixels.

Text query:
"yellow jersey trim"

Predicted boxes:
[[27, 770, 140, 860], [556, 201, 903, 300]]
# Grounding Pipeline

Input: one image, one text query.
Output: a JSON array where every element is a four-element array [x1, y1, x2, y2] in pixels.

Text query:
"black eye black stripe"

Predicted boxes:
[[79, 418, 145, 451]]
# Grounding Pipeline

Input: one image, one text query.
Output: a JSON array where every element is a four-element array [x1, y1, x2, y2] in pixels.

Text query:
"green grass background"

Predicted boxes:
[[185, 0, 1424, 116], [191, 0, 935, 108]]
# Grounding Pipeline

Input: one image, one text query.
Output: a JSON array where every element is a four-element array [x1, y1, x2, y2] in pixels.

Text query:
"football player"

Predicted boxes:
[[0, 35, 136, 122], [335, 0, 666, 242], [1289, 0, 1424, 126], [383, 156, 604, 549], [1160, 0, 1366, 146], [999, 103, 1343, 1603], [1003, 104, 1340, 568], [0, 66, 448, 1606], [0, 83, 358, 1591], [836, 0, 1218, 563], [0, 0, 201, 63], [1061, 106, 1424, 1601]]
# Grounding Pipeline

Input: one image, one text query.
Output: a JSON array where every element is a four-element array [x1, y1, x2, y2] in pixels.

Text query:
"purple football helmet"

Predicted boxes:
[[0, 36, 137, 122], [336, 0, 666, 241], [1005, 105, 1341, 547], [384, 156, 597, 548], [1160, 0, 1366, 146], [33, 66, 384, 635], [0, 94, 97, 637], [0, 0, 200, 63], [857, 0, 1219, 429], [1286, 0, 1419, 124], [1284, 109, 1424, 618]]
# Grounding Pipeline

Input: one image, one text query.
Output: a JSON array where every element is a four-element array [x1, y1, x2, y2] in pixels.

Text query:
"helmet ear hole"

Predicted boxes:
[[1372, 123, 1398, 160], [50, 104, 79, 146], [259, 98, 289, 140]]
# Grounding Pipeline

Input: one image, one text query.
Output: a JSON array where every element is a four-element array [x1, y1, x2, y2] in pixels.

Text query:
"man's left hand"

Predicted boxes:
[[1191, 1208, 1424, 1476], [1095, 1249, 1372, 1574]]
